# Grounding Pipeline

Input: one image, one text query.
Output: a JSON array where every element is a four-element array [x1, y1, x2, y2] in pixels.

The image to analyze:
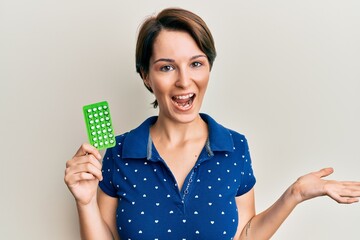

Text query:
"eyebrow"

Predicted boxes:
[[153, 54, 207, 64]]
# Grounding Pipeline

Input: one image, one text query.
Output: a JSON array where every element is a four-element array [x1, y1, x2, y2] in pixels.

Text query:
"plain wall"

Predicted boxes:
[[1, 0, 359, 239]]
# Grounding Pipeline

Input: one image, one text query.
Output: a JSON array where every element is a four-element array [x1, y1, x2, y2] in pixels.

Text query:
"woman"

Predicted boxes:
[[64, 8, 360, 240]]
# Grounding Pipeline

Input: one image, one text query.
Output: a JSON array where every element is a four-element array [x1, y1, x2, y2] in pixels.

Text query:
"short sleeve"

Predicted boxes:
[[236, 137, 256, 196], [98, 148, 118, 197]]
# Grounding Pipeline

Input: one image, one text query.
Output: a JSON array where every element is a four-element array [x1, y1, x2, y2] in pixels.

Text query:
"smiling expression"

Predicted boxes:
[[144, 30, 211, 124]]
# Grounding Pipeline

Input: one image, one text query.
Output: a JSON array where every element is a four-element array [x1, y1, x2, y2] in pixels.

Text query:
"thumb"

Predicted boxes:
[[313, 167, 334, 178]]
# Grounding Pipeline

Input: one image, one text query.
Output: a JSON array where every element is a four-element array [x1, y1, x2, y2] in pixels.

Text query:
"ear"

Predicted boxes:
[[143, 77, 150, 89], [141, 70, 150, 86], [140, 68, 147, 79], [142, 72, 153, 92]]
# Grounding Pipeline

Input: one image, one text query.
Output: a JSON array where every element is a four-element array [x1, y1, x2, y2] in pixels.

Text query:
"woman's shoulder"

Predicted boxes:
[[114, 132, 129, 143], [111, 116, 157, 146], [227, 128, 248, 142], [201, 113, 248, 140]]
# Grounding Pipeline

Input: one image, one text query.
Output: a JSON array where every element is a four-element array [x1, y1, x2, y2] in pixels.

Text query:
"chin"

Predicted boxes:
[[159, 97, 203, 124], [171, 108, 202, 124]]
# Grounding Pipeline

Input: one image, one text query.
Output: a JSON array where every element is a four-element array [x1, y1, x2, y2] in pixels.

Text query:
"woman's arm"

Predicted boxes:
[[65, 143, 119, 240], [238, 183, 298, 240], [233, 189, 256, 240], [98, 189, 121, 240], [76, 192, 118, 240], [236, 167, 360, 240]]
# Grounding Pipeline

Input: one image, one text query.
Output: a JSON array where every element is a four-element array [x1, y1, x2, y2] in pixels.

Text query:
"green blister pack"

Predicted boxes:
[[83, 101, 116, 150]]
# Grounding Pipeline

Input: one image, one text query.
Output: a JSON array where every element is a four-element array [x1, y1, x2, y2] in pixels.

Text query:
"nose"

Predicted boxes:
[[175, 67, 191, 89]]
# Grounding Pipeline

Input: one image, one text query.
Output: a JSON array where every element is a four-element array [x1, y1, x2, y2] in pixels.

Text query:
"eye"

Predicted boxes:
[[160, 65, 175, 72], [191, 61, 202, 68]]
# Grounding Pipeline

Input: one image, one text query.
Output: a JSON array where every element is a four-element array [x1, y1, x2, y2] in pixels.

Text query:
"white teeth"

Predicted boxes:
[[173, 93, 194, 100]]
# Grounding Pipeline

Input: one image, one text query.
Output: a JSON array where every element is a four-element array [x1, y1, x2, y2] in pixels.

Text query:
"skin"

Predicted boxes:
[[64, 29, 360, 240], [144, 30, 210, 190]]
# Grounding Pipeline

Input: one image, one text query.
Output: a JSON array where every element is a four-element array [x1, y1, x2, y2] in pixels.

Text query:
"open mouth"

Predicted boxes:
[[171, 93, 196, 109]]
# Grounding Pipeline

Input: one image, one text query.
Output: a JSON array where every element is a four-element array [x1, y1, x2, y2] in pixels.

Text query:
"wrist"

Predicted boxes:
[[287, 181, 304, 205], [76, 195, 98, 209]]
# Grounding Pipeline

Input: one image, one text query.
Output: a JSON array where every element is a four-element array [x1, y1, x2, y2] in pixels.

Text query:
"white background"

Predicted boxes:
[[1, 0, 359, 239]]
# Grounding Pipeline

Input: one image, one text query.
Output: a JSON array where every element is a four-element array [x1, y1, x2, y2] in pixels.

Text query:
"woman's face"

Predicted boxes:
[[144, 30, 210, 124]]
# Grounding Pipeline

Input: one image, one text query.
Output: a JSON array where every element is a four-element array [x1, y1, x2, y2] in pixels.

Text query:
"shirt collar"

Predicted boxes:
[[201, 113, 235, 153], [122, 113, 234, 159]]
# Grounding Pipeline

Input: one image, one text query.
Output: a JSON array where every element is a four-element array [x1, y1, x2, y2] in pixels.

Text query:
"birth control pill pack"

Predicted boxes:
[[83, 101, 116, 150]]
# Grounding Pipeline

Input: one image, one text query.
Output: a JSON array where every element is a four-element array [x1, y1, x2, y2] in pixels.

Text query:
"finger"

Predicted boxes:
[[65, 172, 98, 187], [328, 192, 359, 204], [313, 167, 334, 178], [339, 187, 360, 198], [66, 162, 103, 182], [325, 182, 360, 203], [336, 196, 359, 204], [326, 180, 360, 195], [67, 154, 102, 170], [342, 181, 360, 187], [73, 172, 97, 182], [65, 170, 102, 186], [74, 143, 101, 160], [74, 163, 103, 181], [346, 198, 359, 204]]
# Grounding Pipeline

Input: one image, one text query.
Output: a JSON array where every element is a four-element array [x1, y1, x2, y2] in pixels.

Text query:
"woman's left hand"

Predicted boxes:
[[292, 167, 360, 204]]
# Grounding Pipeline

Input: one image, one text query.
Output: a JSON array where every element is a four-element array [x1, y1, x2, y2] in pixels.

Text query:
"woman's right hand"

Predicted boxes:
[[64, 143, 103, 206]]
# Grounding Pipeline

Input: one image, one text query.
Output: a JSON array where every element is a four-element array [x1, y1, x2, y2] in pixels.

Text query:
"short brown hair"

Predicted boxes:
[[135, 8, 217, 108]]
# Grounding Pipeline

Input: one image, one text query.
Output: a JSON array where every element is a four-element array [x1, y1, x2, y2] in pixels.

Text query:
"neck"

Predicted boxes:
[[150, 114, 208, 146]]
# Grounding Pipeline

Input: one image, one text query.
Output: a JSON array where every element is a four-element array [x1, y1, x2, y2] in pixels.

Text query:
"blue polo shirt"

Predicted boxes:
[[99, 113, 256, 240]]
